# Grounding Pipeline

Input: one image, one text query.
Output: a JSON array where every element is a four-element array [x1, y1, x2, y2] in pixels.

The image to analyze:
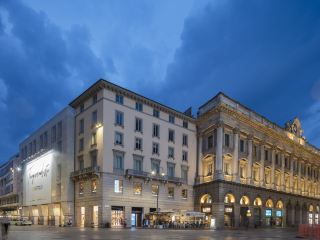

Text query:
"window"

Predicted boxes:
[[169, 115, 175, 124], [152, 142, 159, 155], [151, 159, 160, 174], [153, 124, 160, 138], [57, 121, 62, 139], [92, 94, 97, 104], [91, 132, 97, 146], [113, 152, 124, 171], [182, 189, 188, 199], [115, 132, 123, 145], [253, 168, 259, 181], [79, 119, 84, 134], [167, 163, 175, 177], [168, 186, 174, 198], [240, 165, 246, 178], [253, 145, 258, 157], [57, 140, 62, 152], [224, 134, 230, 147], [224, 162, 231, 175], [135, 137, 142, 150], [80, 104, 84, 112], [135, 118, 143, 132], [43, 131, 48, 148], [78, 156, 84, 170], [183, 121, 188, 129], [168, 147, 174, 159], [79, 182, 84, 195], [91, 180, 97, 193], [133, 182, 142, 195], [265, 150, 269, 161], [181, 166, 188, 182], [115, 111, 124, 126], [79, 138, 84, 152], [151, 184, 159, 196], [207, 136, 213, 149], [114, 179, 123, 193], [207, 163, 213, 175], [182, 134, 188, 146], [40, 135, 43, 149], [133, 156, 143, 171], [116, 94, 123, 104], [51, 125, 56, 143], [240, 140, 245, 152], [92, 111, 97, 125], [33, 140, 36, 154], [168, 129, 175, 142], [91, 151, 97, 168], [153, 109, 159, 118], [135, 102, 143, 112], [182, 151, 188, 161]]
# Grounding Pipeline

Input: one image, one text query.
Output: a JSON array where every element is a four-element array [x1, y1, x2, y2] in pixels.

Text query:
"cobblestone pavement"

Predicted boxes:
[[8, 226, 299, 240]]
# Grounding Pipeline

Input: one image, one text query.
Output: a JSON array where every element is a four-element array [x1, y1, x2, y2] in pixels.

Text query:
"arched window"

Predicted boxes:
[[253, 197, 262, 207], [266, 199, 274, 208], [240, 196, 250, 206], [224, 193, 235, 204], [200, 194, 212, 204], [276, 200, 283, 209], [309, 204, 314, 212]]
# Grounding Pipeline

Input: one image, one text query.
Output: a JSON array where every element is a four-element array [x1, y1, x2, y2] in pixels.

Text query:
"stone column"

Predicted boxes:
[[232, 128, 240, 182], [125, 206, 131, 228], [198, 134, 203, 183], [215, 122, 224, 180], [260, 144, 265, 187], [298, 160, 302, 195], [247, 135, 253, 185], [282, 207, 287, 227], [281, 153, 285, 191], [271, 147, 276, 189], [234, 203, 240, 228], [289, 156, 294, 193], [212, 202, 225, 229]]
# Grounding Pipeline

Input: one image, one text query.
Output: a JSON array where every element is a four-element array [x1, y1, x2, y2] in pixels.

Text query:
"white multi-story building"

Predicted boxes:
[[19, 107, 75, 226], [69, 79, 196, 227]]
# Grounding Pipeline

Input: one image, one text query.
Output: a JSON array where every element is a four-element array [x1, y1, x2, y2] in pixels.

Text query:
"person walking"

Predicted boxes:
[[0, 214, 10, 240]]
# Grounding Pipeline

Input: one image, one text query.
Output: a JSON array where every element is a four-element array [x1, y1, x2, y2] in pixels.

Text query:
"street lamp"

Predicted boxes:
[[151, 168, 166, 228]]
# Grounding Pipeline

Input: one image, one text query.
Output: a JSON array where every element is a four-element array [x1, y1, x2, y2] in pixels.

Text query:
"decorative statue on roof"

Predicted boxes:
[[285, 117, 305, 139]]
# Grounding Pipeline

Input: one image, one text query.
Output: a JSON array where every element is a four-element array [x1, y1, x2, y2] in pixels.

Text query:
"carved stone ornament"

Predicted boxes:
[[285, 117, 304, 138]]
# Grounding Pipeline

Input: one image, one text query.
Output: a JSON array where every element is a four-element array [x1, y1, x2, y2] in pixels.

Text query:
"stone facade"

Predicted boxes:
[[195, 92, 320, 229]]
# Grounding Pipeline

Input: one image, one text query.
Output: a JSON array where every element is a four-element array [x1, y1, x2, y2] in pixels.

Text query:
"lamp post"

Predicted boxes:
[[151, 168, 165, 228]]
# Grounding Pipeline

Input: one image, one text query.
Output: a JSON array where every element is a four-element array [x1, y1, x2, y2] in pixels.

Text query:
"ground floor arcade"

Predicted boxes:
[[22, 201, 74, 226], [194, 180, 320, 229]]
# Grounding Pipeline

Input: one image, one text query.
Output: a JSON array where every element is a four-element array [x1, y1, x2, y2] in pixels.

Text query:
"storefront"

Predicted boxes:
[[253, 197, 262, 227], [315, 206, 319, 224], [111, 206, 125, 228], [131, 207, 143, 227], [265, 199, 274, 226], [200, 194, 213, 227], [224, 193, 235, 227], [275, 201, 283, 227], [239, 196, 250, 227], [308, 205, 314, 225]]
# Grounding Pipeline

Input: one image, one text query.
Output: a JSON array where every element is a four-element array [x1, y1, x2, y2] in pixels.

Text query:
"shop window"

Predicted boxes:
[[224, 194, 235, 204], [253, 197, 262, 206], [201, 194, 212, 204], [266, 199, 273, 208], [240, 196, 250, 205], [133, 182, 142, 195]]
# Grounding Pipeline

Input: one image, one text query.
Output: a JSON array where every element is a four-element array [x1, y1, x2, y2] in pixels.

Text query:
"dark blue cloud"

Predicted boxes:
[[0, 0, 112, 161], [162, 0, 320, 145]]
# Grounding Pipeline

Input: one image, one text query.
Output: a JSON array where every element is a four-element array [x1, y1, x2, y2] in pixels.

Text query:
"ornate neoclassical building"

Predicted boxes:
[[194, 92, 320, 229]]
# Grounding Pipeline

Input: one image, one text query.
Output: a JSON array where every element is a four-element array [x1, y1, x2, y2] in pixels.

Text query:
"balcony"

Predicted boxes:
[[71, 166, 100, 181], [125, 169, 184, 185]]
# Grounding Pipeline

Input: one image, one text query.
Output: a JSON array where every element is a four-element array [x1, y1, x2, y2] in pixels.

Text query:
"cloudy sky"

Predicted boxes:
[[0, 0, 320, 162]]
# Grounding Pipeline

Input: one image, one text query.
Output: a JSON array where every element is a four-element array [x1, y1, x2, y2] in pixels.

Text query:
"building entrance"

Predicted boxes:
[[131, 207, 143, 227]]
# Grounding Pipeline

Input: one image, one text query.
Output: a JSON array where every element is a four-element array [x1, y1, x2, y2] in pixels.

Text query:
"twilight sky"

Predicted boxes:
[[0, 0, 320, 162]]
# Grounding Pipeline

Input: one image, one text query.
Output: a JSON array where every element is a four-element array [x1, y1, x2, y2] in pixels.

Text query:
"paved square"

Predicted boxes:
[[8, 226, 299, 240]]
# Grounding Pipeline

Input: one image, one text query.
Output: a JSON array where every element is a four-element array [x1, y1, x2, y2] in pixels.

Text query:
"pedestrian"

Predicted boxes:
[[1, 214, 10, 240]]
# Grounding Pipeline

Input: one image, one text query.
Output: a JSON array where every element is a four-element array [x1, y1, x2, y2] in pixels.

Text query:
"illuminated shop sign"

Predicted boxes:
[[225, 207, 233, 213], [202, 207, 211, 213], [25, 151, 54, 205], [265, 209, 272, 217], [276, 210, 282, 217]]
